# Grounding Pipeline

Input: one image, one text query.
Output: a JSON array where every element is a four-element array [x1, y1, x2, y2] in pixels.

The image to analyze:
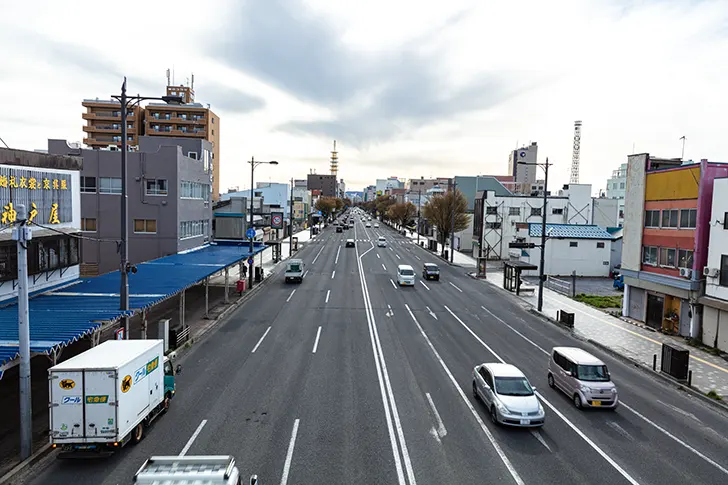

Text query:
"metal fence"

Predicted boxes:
[[546, 275, 573, 297]]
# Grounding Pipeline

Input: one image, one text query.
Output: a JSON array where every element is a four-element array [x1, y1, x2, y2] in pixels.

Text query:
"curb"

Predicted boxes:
[[0, 443, 52, 485]]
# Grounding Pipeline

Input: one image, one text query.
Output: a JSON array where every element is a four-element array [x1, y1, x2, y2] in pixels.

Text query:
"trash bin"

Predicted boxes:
[[236, 279, 246, 294], [444, 250, 449, 260], [255, 266, 263, 282]]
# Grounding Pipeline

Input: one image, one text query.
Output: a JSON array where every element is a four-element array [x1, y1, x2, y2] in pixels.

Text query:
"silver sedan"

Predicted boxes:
[[472, 362, 545, 427]]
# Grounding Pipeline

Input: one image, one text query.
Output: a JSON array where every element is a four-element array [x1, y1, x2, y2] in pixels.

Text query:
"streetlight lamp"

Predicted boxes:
[[111, 77, 182, 338], [248, 157, 278, 291], [517, 156, 551, 312]]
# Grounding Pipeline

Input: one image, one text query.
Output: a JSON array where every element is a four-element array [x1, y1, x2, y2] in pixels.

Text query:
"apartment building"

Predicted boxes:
[[508, 142, 538, 192], [701, 177, 728, 351], [307, 174, 337, 197], [49, 136, 213, 276], [407, 177, 450, 193], [82, 99, 144, 149], [621, 154, 728, 337]]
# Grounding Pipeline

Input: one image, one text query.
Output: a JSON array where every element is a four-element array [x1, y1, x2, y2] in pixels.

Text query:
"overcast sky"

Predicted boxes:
[[1, 0, 726, 193]]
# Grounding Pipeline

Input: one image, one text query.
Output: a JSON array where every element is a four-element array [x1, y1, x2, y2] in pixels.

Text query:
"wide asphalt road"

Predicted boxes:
[[18, 211, 728, 484]]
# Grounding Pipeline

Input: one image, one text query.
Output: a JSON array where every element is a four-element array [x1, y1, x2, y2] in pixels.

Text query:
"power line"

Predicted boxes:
[[29, 220, 119, 244], [0, 136, 9, 149]]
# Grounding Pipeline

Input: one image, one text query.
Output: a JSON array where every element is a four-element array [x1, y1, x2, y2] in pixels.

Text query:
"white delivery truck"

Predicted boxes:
[[133, 455, 256, 485], [48, 339, 179, 456]]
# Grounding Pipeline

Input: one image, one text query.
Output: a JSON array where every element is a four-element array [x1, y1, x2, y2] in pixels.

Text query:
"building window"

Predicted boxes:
[[644, 210, 660, 228], [597, 242, 605, 248], [134, 219, 157, 234], [721, 255, 728, 287], [508, 207, 520, 216], [661, 209, 679, 228], [485, 222, 501, 229], [678, 249, 694, 269], [20, 235, 79, 280], [188, 151, 198, 160], [486, 206, 498, 215], [679, 209, 696, 229], [642, 246, 658, 265], [180, 181, 210, 199], [99, 177, 122, 194], [81, 218, 97, 232], [659, 247, 676, 267], [145, 179, 168, 196], [81, 176, 97, 193], [569, 241, 578, 247], [613, 183, 618, 189], [530, 207, 542, 216], [724, 212, 728, 230], [620, 182, 625, 189], [179, 220, 207, 239], [552, 208, 563, 215]]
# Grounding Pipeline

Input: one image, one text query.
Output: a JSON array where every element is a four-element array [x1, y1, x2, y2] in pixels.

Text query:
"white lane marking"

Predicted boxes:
[[357, 236, 415, 485], [389, 247, 393, 251], [606, 421, 634, 442], [621, 402, 728, 476], [530, 430, 551, 452], [325, 290, 330, 303], [657, 400, 702, 423], [286, 289, 296, 302], [444, 306, 639, 485], [414, 255, 421, 260], [382, 263, 387, 271], [312, 326, 322, 353], [377, 253, 381, 259], [332, 270, 336, 279], [396, 253, 401, 259], [303, 270, 309, 278], [449, 282, 463, 292], [483, 306, 728, 476], [312, 245, 325, 264], [179, 419, 207, 456], [390, 279, 397, 289], [280, 419, 300, 485], [420, 281, 430, 291], [426, 306, 438, 320], [425, 393, 447, 439], [405, 304, 523, 485], [251, 326, 272, 353], [335, 245, 341, 264], [387, 304, 394, 317]]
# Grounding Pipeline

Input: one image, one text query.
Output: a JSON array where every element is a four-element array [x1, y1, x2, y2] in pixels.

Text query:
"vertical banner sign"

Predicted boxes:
[[271, 212, 284, 229], [0, 166, 73, 226]]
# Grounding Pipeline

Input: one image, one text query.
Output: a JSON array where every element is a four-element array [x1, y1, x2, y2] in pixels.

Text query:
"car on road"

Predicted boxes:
[[284, 259, 305, 283], [472, 363, 545, 427], [336, 226, 343, 233], [365, 222, 371, 228], [548, 347, 618, 409], [345, 239, 355, 248], [396, 264, 416, 286], [374, 223, 380, 228], [422, 263, 440, 280], [377, 236, 387, 247]]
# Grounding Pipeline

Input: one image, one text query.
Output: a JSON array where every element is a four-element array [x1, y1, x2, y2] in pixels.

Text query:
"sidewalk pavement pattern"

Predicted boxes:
[[409, 231, 728, 397]]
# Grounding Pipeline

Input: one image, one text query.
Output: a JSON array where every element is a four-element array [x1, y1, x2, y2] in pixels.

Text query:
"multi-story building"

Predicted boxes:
[[364, 185, 376, 202], [407, 177, 450, 193], [701, 177, 728, 351], [375, 177, 404, 195], [307, 174, 337, 197], [0, 148, 82, 302], [82, 83, 221, 201], [606, 162, 628, 226], [508, 142, 538, 192], [621, 154, 728, 337], [49, 136, 213, 276]]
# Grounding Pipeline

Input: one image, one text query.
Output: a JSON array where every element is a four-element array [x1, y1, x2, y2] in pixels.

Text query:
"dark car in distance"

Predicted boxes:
[[423, 263, 440, 281], [336, 226, 343, 233]]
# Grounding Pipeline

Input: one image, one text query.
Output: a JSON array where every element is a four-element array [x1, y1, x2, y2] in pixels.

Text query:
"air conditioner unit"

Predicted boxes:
[[679, 267, 692, 278], [703, 267, 719, 278]]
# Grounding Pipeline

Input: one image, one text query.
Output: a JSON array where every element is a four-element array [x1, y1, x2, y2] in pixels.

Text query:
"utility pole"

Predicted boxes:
[[289, 178, 294, 256], [247, 157, 278, 291], [119, 78, 130, 337], [417, 188, 421, 246], [14, 204, 32, 459], [538, 158, 550, 312], [450, 179, 457, 263]]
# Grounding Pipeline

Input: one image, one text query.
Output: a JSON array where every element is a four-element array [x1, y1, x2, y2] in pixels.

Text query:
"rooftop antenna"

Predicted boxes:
[[191, 73, 195, 90], [166, 68, 171, 86], [330, 140, 339, 177], [570, 120, 582, 184], [680, 136, 686, 160], [172, 65, 175, 85]]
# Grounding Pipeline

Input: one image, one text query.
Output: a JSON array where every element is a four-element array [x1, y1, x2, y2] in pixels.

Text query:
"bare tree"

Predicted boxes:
[[387, 202, 417, 229], [422, 190, 469, 256]]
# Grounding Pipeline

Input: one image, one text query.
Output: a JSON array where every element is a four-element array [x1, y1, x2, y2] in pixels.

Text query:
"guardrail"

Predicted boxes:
[[546, 275, 572, 296]]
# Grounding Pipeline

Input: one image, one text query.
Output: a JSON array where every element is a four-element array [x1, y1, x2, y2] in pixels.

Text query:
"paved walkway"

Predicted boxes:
[[485, 270, 728, 397]]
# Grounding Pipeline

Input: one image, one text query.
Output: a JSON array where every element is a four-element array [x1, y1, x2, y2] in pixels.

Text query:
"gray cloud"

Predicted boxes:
[[194, 82, 265, 114], [211, 0, 537, 147]]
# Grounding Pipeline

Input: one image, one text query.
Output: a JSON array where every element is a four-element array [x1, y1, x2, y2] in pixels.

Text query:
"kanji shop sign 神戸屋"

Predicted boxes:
[[0, 167, 73, 226]]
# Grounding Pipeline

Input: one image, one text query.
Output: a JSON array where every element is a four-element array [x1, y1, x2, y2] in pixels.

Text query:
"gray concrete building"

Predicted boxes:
[[48, 136, 213, 275], [307, 174, 337, 197], [508, 142, 538, 191]]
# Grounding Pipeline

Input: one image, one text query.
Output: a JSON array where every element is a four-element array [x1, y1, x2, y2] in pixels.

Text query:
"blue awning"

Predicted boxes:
[[0, 241, 266, 375]]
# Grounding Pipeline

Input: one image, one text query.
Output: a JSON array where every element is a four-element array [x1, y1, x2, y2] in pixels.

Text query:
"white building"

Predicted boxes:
[[508, 142, 538, 192], [514, 224, 614, 277], [606, 162, 628, 226], [478, 184, 618, 259], [375, 177, 403, 195], [700, 177, 728, 351]]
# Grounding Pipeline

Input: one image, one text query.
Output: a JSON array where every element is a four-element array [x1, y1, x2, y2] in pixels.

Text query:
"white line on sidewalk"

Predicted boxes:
[[404, 305, 523, 485], [382, 263, 387, 271], [335, 245, 341, 264], [390, 279, 397, 289], [449, 282, 462, 292], [444, 305, 639, 485], [251, 326, 271, 353], [312, 245, 325, 264], [332, 270, 336, 279], [420, 281, 430, 291], [179, 419, 207, 456], [280, 419, 300, 485], [286, 289, 296, 302], [425, 393, 447, 439], [325, 290, 330, 303], [312, 326, 322, 353]]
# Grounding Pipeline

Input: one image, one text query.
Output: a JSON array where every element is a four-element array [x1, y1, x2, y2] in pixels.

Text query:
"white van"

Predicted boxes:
[[396, 264, 416, 286], [548, 347, 618, 409], [377, 236, 387, 247]]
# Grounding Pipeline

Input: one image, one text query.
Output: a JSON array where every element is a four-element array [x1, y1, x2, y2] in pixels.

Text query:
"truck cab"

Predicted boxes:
[[163, 355, 179, 403], [284, 259, 305, 283]]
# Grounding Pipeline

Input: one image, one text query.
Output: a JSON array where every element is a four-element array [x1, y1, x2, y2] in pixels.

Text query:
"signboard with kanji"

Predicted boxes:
[[0, 166, 73, 226]]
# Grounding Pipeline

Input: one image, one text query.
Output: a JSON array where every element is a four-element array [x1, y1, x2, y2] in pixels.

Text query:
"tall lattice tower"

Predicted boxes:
[[330, 140, 339, 177], [570, 121, 582, 184]]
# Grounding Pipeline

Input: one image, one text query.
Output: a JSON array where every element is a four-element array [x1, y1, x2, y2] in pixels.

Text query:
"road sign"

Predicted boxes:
[[271, 212, 284, 229], [317, 210, 322, 215], [246, 228, 256, 239], [509, 242, 536, 249], [247, 257, 254, 265]]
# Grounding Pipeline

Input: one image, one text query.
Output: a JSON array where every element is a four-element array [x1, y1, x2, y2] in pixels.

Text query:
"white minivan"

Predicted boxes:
[[377, 236, 387, 247], [396, 264, 416, 286], [548, 347, 619, 409]]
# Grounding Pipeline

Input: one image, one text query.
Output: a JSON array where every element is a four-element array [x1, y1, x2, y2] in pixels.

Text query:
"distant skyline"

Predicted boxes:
[[2, 0, 727, 193]]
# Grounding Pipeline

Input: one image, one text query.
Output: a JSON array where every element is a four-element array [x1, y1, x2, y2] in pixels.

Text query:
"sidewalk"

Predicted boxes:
[[484, 270, 728, 397]]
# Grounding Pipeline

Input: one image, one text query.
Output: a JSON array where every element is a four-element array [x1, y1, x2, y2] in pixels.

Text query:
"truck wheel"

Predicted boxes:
[[132, 423, 144, 444], [163, 394, 171, 412]]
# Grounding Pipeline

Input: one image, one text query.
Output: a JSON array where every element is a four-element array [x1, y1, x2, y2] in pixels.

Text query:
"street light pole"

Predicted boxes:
[[450, 180, 457, 263], [417, 188, 421, 246], [14, 204, 32, 459], [289, 178, 294, 256], [247, 157, 278, 291]]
